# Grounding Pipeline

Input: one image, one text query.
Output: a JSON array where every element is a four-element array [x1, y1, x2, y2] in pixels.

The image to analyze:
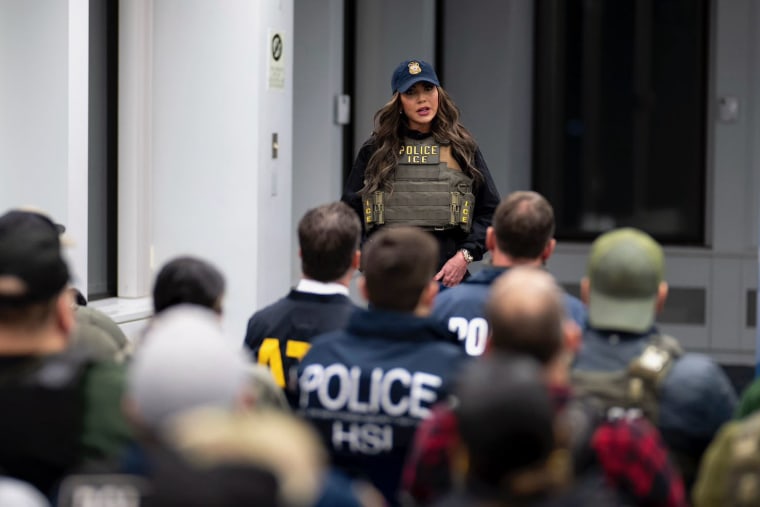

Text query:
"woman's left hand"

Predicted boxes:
[[434, 251, 469, 287]]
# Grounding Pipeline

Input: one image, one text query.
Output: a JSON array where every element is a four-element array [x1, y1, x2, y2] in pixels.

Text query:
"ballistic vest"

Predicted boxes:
[[364, 137, 475, 233]]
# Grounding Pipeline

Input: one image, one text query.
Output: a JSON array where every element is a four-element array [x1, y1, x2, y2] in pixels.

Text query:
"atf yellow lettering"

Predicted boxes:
[[258, 338, 285, 387], [286, 340, 311, 362], [257, 338, 312, 388]]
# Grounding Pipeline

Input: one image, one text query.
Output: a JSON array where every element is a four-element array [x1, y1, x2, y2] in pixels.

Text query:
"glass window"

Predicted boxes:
[[533, 0, 709, 245]]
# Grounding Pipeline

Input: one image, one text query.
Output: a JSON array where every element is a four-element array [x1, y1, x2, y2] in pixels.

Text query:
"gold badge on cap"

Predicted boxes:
[[408, 61, 422, 75]]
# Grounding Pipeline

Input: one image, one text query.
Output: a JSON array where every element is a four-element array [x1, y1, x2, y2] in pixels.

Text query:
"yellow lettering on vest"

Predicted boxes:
[[257, 338, 312, 388], [421, 155, 428, 163], [258, 338, 285, 387], [431, 145, 439, 155]]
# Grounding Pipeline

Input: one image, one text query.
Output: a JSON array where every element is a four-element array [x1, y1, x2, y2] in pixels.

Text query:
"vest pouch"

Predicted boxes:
[[571, 369, 653, 421], [364, 192, 385, 227], [458, 192, 475, 233]]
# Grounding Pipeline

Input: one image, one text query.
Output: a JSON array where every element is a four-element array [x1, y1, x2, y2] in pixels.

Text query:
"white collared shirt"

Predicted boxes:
[[296, 278, 349, 296]]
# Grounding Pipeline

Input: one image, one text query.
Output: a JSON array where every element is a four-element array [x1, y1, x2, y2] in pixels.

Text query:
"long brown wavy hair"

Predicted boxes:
[[359, 86, 483, 197]]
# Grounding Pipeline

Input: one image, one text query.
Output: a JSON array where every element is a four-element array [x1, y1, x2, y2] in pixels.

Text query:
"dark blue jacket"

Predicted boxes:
[[297, 308, 467, 507], [432, 266, 588, 356]]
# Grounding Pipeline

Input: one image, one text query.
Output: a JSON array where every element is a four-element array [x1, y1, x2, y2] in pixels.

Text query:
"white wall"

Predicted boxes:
[[150, 0, 293, 342], [0, 1, 68, 214], [0, 0, 89, 294]]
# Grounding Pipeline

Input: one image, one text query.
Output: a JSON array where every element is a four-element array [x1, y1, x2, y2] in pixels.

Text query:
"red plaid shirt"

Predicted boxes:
[[592, 415, 687, 507], [402, 386, 687, 507]]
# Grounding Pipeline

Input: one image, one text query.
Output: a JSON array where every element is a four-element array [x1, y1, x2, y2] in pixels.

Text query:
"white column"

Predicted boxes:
[[118, 0, 154, 298]]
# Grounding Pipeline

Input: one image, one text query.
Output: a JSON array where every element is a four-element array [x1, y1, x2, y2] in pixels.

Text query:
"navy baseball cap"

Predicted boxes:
[[0, 210, 70, 305], [391, 59, 440, 94]]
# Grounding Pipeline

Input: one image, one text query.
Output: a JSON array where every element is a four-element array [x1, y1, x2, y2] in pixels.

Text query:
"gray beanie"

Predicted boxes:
[[127, 305, 249, 429]]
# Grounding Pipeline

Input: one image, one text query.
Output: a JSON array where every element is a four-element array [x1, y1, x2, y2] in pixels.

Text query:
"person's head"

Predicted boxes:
[[360, 59, 481, 196], [125, 305, 250, 432], [163, 408, 327, 507], [0, 209, 74, 346], [298, 201, 361, 283], [152, 256, 226, 315], [454, 354, 567, 499], [581, 227, 667, 334], [487, 191, 556, 266], [485, 267, 579, 366], [359, 226, 438, 313], [391, 59, 441, 133]]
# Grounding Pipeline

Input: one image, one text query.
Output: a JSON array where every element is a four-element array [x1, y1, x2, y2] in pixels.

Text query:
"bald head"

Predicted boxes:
[[485, 267, 565, 364]]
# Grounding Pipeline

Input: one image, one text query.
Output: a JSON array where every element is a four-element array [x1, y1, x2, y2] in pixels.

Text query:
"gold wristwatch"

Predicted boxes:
[[460, 248, 474, 264]]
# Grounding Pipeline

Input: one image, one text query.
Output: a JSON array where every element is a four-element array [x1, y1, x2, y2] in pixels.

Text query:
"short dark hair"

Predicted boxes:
[[362, 226, 438, 312], [492, 191, 555, 259], [298, 202, 361, 282], [485, 267, 565, 365], [455, 355, 555, 491], [153, 256, 226, 314]]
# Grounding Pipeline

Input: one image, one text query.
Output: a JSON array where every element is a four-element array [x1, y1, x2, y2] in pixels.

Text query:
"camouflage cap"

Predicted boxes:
[[587, 227, 664, 333]]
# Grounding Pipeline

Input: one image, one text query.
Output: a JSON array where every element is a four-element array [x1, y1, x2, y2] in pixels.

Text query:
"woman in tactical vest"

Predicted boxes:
[[341, 58, 500, 287]]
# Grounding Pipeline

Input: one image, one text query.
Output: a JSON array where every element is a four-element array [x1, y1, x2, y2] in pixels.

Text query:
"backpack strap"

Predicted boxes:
[[625, 334, 683, 423]]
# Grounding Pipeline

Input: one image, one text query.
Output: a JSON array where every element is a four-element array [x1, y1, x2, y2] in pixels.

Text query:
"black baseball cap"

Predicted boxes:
[[391, 59, 440, 94], [0, 210, 70, 305]]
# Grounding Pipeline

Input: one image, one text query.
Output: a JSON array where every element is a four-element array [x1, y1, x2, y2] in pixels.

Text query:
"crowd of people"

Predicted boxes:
[[0, 192, 754, 507], [0, 58, 754, 507]]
